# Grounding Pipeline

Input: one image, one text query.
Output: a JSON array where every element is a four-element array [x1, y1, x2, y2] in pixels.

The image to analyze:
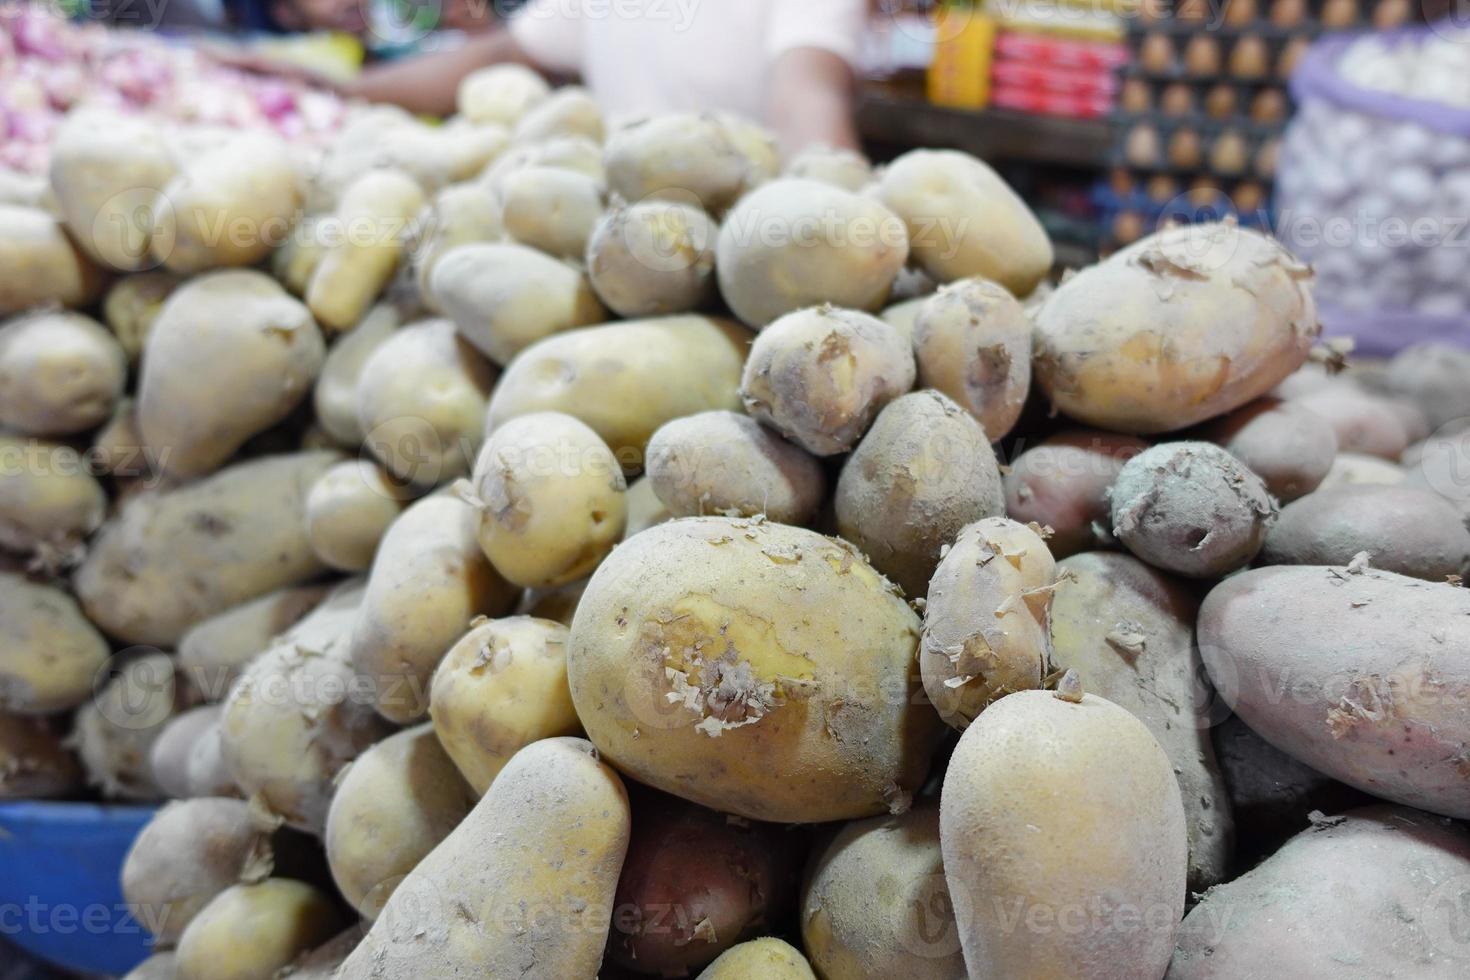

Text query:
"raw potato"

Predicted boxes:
[[410, 184, 504, 305], [1001, 429, 1149, 557], [646, 410, 825, 524], [624, 474, 673, 539], [1201, 396, 1337, 500], [309, 111, 503, 211], [1170, 805, 1470, 979], [499, 165, 604, 259], [585, 199, 718, 317], [0, 205, 107, 314], [568, 516, 945, 822], [835, 391, 1005, 596], [184, 719, 240, 799], [486, 314, 750, 470], [121, 797, 273, 944], [350, 494, 518, 724], [879, 296, 927, 342], [874, 149, 1053, 295], [1319, 451, 1406, 489], [313, 303, 399, 447], [278, 927, 365, 980], [456, 64, 550, 126], [912, 277, 1031, 438], [0, 571, 111, 715], [74, 652, 186, 800], [697, 938, 817, 980], [1291, 383, 1413, 459], [103, 272, 179, 363], [1049, 552, 1233, 891], [801, 804, 966, 980], [304, 460, 410, 572], [429, 616, 580, 794], [741, 306, 915, 456], [512, 86, 604, 144], [0, 712, 82, 800], [90, 398, 151, 480], [0, 311, 126, 437], [1383, 341, 1470, 430], [306, 169, 426, 333], [356, 319, 497, 486], [177, 583, 330, 702], [148, 705, 223, 799], [339, 738, 630, 978], [174, 879, 345, 980], [76, 450, 337, 646], [122, 952, 177, 980], [940, 689, 1187, 980], [479, 135, 605, 191], [919, 518, 1055, 729], [603, 112, 763, 215], [324, 724, 476, 920], [1261, 483, 1470, 580], [429, 242, 605, 365], [521, 579, 587, 625], [138, 270, 326, 478], [1199, 563, 1470, 819], [784, 145, 873, 191], [713, 112, 781, 190], [464, 411, 627, 588], [1110, 441, 1276, 578], [1034, 223, 1319, 433], [0, 434, 106, 560], [716, 179, 909, 326]]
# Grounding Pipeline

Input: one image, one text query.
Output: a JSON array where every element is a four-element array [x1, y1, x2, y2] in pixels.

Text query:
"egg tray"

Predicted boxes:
[[1110, 116, 1283, 181], [1094, 170, 1275, 221], [1127, 0, 1418, 38], [1116, 74, 1295, 126], [1127, 24, 1321, 86]]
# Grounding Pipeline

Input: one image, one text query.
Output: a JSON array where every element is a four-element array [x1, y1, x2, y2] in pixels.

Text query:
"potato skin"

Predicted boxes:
[[586, 199, 718, 318], [0, 571, 111, 715], [176, 584, 330, 702], [1200, 396, 1337, 501], [1383, 342, 1470, 430], [304, 460, 409, 572], [0, 205, 108, 315], [1170, 805, 1470, 979], [312, 303, 399, 448], [801, 804, 966, 980], [1002, 429, 1149, 558], [646, 410, 825, 525], [919, 518, 1055, 729], [941, 690, 1187, 980], [740, 306, 915, 457], [174, 879, 346, 980], [696, 938, 817, 979], [148, 705, 223, 799], [0, 434, 107, 560], [340, 738, 630, 979], [0, 311, 125, 437], [499, 165, 604, 260], [512, 86, 604, 143], [0, 712, 82, 800], [568, 516, 944, 823], [411, 184, 504, 306], [785, 145, 873, 191], [603, 112, 761, 215], [912, 278, 1031, 439], [1291, 384, 1412, 460], [429, 616, 580, 794], [1319, 451, 1405, 490], [1199, 564, 1470, 819], [1034, 223, 1318, 434], [1050, 552, 1233, 892], [103, 272, 179, 364], [836, 391, 1005, 596]]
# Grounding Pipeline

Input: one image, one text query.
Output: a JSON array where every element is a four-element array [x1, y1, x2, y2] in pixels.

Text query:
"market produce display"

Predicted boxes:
[[5, 41, 1470, 980]]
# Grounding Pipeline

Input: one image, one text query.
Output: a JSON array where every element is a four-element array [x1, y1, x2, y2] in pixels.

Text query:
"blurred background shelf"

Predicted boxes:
[[858, 93, 1113, 167]]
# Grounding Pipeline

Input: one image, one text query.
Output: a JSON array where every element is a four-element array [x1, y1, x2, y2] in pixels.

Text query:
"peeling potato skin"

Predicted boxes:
[[568, 517, 944, 823], [0, 712, 82, 800], [173, 879, 346, 980], [0, 310, 126, 437], [1199, 564, 1470, 820], [0, 572, 106, 716], [1110, 441, 1276, 579], [912, 278, 1031, 439], [1169, 806, 1470, 979], [741, 306, 915, 457], [1200, 396, 1337, 501], [646, 410, 826, 525], [1033, 223, 1319, 434], [836, 391, 1005, 597], [919, 518, 1055, 730], [1050, 552, 1233, 893], [339, 738, 630, 979], [1002, 429, 1149, 558], [940, 691, 1187, 980], [696, 938, 817, 979]]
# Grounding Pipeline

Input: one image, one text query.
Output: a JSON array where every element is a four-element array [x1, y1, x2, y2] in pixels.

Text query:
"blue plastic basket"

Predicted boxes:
[[0, 801, 159, 975]]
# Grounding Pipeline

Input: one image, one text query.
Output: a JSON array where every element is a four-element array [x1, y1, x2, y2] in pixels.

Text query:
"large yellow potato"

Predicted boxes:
[[585, 198, 718, 318], [0, 434, 106, 561], [603, 112, 768, 215], [176, 583, 330, 702], [911, 277, 1031, 439], [304, 459, 410, 572], [312, 303, 399, 447], [306, 169, 426, 333], [0, 311, 125, 437], [498, 165, 605, 260], [568, 517, 945, 822], [174, 879, 345, 980], [0, 205, 108, 314], [456, 64, 550, 126], [0, 571, 111, 715]]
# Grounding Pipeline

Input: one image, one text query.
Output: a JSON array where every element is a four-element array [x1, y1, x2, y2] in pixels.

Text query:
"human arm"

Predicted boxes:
[[339, 29, 540, 117], [767, 45, 860, 157]]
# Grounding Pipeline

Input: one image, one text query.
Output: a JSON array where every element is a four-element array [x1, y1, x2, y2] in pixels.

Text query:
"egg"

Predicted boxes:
[[1271, 0, 1307, 28], [1386, 165, 1435, 210], [1146, 174, 1179, 203], [1232, 181, 1266, 214], [1230, 36, 1270, 80], [1160, 83, 1193, 115], [1188, 177, 1225, 209], [1108, 167, 1135, 197], [1112, 211, 1145, 246], [1226, 0, 1258, 24], [1185, 36, 1222, 77], [1126, 123, 1162, 166], [1141, 33, 1175, 74], [1121, 78, 1151, 113], [1321, 0, 1358, 28], [1178, 0, 1210, 21], [1250, 89, 1288, 123], [1211, 130, 1249, 175], [1205, 84, 1237, 118], [1253, 137, 1279, 178], [1278, 37, 1311, 79], [1374, 0, 1410, 28], [1169, 128, 1204, 169]]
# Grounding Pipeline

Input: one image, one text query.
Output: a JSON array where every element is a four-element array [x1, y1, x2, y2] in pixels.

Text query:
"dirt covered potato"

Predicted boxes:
[[174, 879, 345, 980], [306, 168, 426, 333], [429, 616, 580, 794], [0, 205, 107, 314], [568, 516, 945, 823], [1, 571, 111, 715], [0, 311, 125, 437], [102, 272, 179, 364], [911, 277, 1031, 439], [74, 652, 187, 799], [740, 306, 914, 456], [456, 64, 550, 126], [1034, 223, 1318, 433], [919, 518, 1055, 729], [646, 410, 825, 524], [697, 938, 817, 979], [1002, 429, 1149, 557], [304, 460, 411, 572], [0, 434, 106, 561], [176, 583, 330, 702], [1201, 396, 1337, 501], [499, 165, 604, 259], [603, 112, 769, 215], [836, 391, 1005, 596], [410, 184, 504, 305], [586, 199, 718, 318], [0, 712, 81, 799], [716, 179, 909, 327]]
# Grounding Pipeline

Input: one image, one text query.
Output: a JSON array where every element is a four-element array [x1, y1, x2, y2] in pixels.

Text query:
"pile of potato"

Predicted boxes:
[[5, 62, 1470, 980]]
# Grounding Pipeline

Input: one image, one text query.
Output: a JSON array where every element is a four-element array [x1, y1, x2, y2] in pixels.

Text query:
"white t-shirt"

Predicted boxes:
[[510, 0, 867, 123]]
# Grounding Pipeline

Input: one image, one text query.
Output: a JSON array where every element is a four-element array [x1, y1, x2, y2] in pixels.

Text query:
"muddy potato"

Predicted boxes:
[[1201, 396, 1337, 501], [430, 242, 605, 365], [0, 205, 108, 315], [177, 584, 330, 702], [429, 616, 579, 794], [646, 410, 825, 524], [148, 705, 223, 799], [941, 688, 1187, 980], [1050, 552, 1233, 891], [174, 879, 346, 980], [586, 199, 718, 318], [356, 319, 497, 486], [304, 460, 410, 572], [801, 804, 966, 980], [1002, 429, 1149, 557], [568, 517, 945, 822], [0, 571, 111, 715], [486, 314, 750, 470], [457, 64, 550, 126], [784, 145, 873, 191], [698, 938, 817, 979], [0, 311, 125, 437], [603, 112, 764, 215], [836, 391, 1005, 596], [410, 184, 504, 306], [325, 724, 476, 919], [340, 738, 630, 978], [0, 712, 82, 799], [138, 270, 325, 479], [1110, 441, 1276, 578], [919, 518, 1055, 729], [307, 169, 426, 333], [74, 652, 187, 800], [874, 149, 1052, 295], [741, 306, 914, 456], [102, 272, 179, 363], [1200, 564, 1470, 819], [312, 303, 399, 448], [512, 86, 604, 144], [0, 434, 106, 560], [717, 179, 909, 327], [350, 494, 518, 724], [1035, 223, 1318, 433], [910, 278, 1030, 439], [499, 165, 604, 260]]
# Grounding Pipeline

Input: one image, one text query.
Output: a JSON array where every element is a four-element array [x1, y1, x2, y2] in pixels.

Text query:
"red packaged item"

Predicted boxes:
[[991, 59, 1119, 97], [990, 84, 1116, 119], [993, 31, 1128, 71]]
